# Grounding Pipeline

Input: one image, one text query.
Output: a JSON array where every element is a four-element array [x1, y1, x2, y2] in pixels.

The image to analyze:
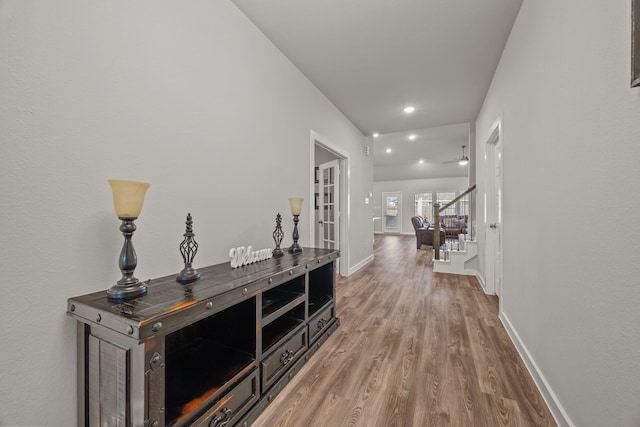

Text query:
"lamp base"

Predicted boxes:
[[107, 280, 148, 300], [176, 267, 201, 284], [288, 244, 303, 254]]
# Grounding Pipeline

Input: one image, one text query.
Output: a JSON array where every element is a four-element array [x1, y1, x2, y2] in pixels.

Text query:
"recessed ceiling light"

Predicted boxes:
[[409, 134, 416, 140], [386, 148, 392, 153], [373, 133, 379, 138], [419, 159, 424, 164], [403, 106, 415, 114]]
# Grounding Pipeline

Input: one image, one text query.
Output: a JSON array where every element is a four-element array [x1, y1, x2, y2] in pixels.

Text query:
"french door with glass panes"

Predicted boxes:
[[318, 160, 339, 253]]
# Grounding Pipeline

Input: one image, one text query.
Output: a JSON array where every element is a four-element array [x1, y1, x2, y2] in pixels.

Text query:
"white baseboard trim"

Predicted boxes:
[[348, 254, 374, 276], [475, 273, 487, 293], [373, 231, 413, 236], [499, 312, 574, 427]]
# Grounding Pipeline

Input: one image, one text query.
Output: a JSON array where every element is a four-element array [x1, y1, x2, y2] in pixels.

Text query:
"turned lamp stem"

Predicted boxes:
[[116, 219, 139, 286]]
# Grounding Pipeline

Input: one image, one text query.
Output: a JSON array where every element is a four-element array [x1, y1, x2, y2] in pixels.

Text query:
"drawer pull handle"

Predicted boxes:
[[210, 407, 233, 427], [280, 349, 294, 366], [317, 318, 328, 329]]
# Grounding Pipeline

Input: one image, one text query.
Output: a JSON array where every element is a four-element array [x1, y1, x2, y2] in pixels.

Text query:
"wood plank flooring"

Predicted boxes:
[[252, 234, 556, 427]]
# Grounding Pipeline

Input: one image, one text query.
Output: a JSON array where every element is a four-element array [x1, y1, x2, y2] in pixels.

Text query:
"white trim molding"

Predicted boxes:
[[483, 115, 503, 297], [310, 130, 350, 277], [475, 272, 487, 292], [348, 254, 374, 276], [499, 312, 575, 427]]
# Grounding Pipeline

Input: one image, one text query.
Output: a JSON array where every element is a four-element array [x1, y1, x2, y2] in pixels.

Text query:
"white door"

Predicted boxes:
[[493, 139, 503, 300], [486, 122, 503, 300], [382, 192, 402, 233], [319, 160, 340, 258]]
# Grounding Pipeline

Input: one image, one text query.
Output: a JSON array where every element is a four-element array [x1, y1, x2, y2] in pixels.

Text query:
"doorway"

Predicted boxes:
[[485, 119, 503, 302], [311, 131, 348, 276], [382, 192, 402, 234]]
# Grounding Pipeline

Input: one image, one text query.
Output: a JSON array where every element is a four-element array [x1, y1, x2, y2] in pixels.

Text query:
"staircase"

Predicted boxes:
[[432, 184, 479, 275], [433, 239, 478, 275]]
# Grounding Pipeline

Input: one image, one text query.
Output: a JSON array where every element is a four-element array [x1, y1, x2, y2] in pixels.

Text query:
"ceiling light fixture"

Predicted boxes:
[[419, 159, 424, 164], [373, 133, 379, 138], [409, 134, 416, 140], [443, 145, 470, 166], [458, 145, 469, 166], [386, 148, 392, 153], [403, 106, 415, 114]]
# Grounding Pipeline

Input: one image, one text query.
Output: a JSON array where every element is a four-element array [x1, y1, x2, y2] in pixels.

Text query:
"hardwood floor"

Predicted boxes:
[[252, 234, 556, 427]]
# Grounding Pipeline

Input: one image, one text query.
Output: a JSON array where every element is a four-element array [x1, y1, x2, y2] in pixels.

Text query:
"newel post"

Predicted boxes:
[[433, 203, 441, 260]]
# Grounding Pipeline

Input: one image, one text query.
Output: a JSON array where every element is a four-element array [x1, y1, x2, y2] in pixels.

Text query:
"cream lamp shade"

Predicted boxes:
[[288, 198, 304, 216], [108, 180, 150, 219]]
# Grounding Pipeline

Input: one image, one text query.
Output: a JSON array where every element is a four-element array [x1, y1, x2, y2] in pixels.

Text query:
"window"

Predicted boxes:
[[436, 192, 456, 217], [414, 193, 433, 222], [415, 191, 471, 222]]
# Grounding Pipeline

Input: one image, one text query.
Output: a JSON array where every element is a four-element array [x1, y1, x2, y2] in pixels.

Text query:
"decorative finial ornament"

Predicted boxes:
[[176, 213, 201, 284], [272, 213, 284, 258]]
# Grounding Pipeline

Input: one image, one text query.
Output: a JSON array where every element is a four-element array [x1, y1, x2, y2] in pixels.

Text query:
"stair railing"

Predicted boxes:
[[433, 185, 476, 260]]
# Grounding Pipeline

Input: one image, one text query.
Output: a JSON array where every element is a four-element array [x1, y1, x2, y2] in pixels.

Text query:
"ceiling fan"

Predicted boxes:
[[443, 145, 469, 166]]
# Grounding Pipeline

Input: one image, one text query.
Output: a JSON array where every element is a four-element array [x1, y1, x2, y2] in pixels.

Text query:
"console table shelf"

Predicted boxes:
[[67, 248, 339, 427]]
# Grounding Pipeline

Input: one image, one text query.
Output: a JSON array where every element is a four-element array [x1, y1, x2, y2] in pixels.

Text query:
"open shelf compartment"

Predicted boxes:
[[262, 302, 305, 353], [262, 275, 305, 318], [165, 297, 256, 426], [308, 262, 334, 317]]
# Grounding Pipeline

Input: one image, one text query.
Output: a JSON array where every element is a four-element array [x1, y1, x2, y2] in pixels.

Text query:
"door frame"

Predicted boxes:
[[310, 130, 349, 276], [484, 117, 503, 300]]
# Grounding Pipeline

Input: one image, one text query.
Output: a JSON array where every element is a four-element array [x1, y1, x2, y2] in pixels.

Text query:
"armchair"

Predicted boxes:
[[411, 216, 445, 249]]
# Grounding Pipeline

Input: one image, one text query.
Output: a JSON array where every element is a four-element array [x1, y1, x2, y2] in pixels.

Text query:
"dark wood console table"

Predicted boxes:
[[67, 248, 340, 427]]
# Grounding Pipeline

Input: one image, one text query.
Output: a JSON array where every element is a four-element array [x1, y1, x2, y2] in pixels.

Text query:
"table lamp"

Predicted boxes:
[[288, 197, 303, 254], [106, 179, 150, 300]]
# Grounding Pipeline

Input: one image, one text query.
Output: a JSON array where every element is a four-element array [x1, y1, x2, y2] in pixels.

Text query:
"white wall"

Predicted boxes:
[[0, 1, 372, 425], [373, 177, 468, 234], [475, 1, 640, 426]]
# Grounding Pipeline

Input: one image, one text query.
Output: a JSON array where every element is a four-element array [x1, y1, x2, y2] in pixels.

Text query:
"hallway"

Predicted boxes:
[[253, 234, 556, 426]]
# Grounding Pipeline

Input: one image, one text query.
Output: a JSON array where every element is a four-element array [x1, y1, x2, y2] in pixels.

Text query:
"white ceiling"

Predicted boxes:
[[232, 0, 523, 181], [374, 123, 471, 181]]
